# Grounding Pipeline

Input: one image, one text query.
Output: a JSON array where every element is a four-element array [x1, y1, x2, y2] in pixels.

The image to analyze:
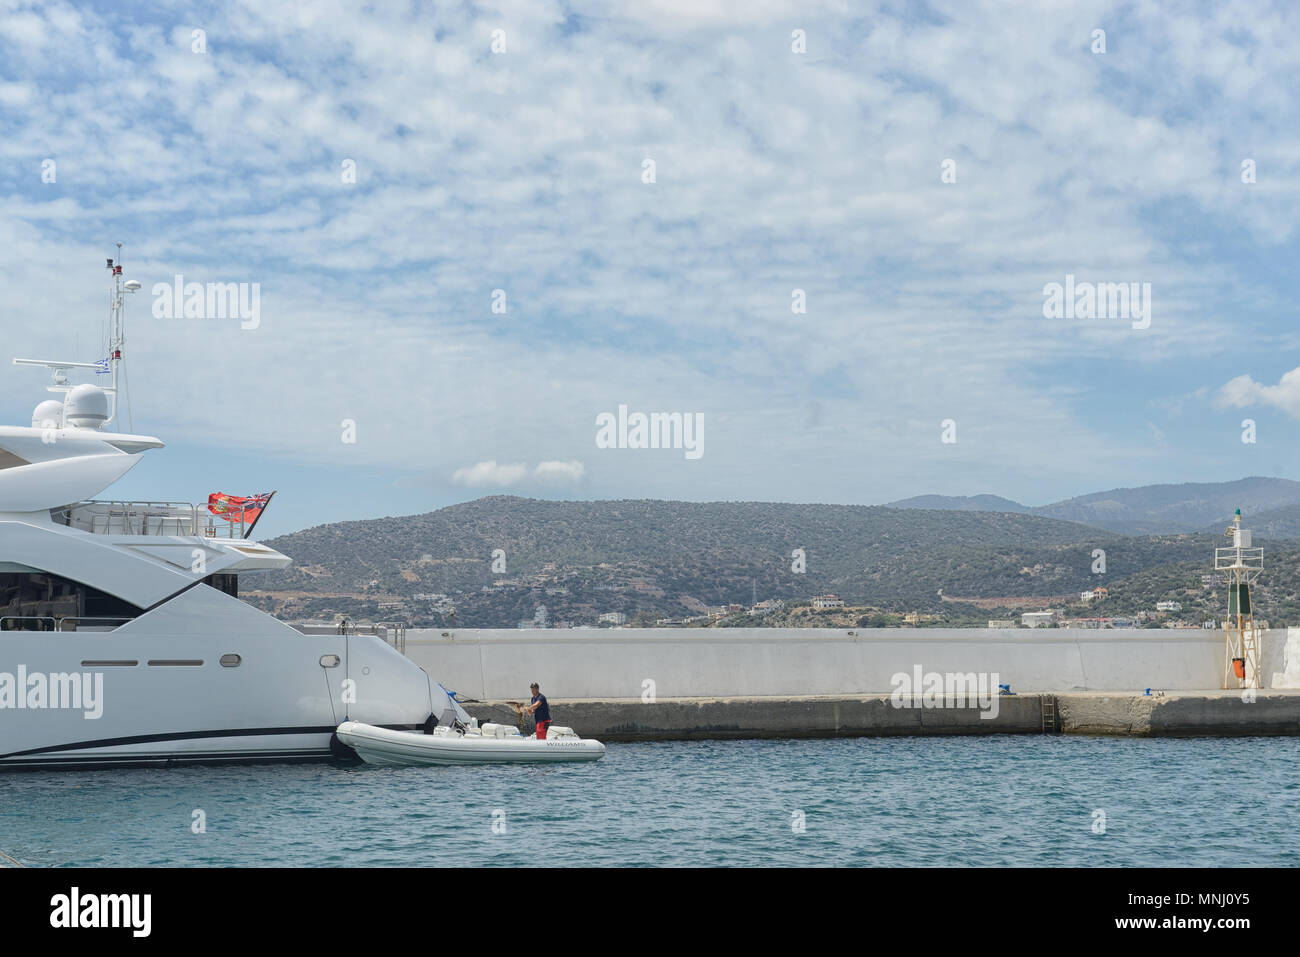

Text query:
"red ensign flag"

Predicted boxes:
[[208, 492, 272, 524]]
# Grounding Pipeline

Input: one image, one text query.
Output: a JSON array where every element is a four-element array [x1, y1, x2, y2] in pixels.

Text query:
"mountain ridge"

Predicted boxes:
[[246, 480, 1300, 628], [889, 476, 1300, 534]]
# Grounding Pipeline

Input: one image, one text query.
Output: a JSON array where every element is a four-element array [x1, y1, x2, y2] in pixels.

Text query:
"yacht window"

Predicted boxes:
[[203, 573, 239, 598], [0, 564, 143, 631]]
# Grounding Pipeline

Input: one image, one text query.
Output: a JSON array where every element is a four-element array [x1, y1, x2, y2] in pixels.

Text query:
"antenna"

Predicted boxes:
[[109, 242, 139, 432], [108, 243, 124, 426], [13, 244, 140, 430]]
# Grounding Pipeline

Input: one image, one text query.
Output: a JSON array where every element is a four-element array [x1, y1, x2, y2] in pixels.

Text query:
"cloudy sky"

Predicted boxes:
[[2, 0, 1298, 537]]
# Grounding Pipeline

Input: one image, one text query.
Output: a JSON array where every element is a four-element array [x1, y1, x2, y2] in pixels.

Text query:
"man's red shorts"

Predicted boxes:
[[536, 720, 551, 740]]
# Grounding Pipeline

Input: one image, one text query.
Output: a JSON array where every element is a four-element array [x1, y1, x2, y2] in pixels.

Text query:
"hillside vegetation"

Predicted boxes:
[[243, 493, 1300, 629]]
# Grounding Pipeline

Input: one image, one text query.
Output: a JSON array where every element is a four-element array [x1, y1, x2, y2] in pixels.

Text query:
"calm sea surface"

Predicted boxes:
[[2, 736, 1297, 867]]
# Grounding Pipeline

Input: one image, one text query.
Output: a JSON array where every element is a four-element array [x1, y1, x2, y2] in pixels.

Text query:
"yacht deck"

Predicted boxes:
[[51, 500, 254, 539]]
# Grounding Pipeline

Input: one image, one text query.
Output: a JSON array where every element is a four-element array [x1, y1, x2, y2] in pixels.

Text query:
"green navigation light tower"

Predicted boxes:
[[1216, 508, 1263, 689]]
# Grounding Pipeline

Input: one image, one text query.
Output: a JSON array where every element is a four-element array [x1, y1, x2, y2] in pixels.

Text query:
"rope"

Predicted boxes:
[[0, 848, 24, 868]]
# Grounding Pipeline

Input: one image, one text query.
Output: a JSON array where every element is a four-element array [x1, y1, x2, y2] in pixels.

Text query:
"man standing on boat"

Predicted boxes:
[[524, 682, 552, 739]]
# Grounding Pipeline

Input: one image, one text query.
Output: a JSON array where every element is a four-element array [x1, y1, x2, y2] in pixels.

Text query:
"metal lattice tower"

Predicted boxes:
[[1215, 509, 1263, 689]]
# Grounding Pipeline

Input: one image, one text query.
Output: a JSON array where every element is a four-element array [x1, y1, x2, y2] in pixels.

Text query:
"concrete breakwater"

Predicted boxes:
[[401, 626, 1300, 738], [462, 692, 1300, 740]]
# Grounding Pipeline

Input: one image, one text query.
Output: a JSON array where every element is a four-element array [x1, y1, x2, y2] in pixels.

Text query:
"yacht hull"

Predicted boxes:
[[0, 585, 435, 771]]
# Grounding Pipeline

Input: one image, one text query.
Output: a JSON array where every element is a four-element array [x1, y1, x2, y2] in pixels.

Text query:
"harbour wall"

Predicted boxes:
[[402, 626, 1300, 701], [458, 692, 1300, 740]]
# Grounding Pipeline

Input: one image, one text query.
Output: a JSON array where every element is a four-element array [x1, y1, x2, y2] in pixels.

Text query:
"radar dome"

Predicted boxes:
[[63, 383, 109, 429], [32, 399, 63, 430]]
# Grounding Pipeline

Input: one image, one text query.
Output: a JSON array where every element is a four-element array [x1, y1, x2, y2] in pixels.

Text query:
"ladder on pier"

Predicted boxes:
[[1241, 621, 1260, 683], [1041, 696, 1058, 734]]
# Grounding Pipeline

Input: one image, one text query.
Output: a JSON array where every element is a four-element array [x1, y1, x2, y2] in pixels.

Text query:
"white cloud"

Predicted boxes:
[[1215, 369, 1300, 419], [4, 1, 1300, 508], [450, 459, 585, 487], [533, 460, 585, 484], [451, 460, 529, 487]]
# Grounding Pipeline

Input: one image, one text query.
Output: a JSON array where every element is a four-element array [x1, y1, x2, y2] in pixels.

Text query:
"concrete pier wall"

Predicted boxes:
[[459, 692, 1300, 741], [403, 626, 1300, 701]]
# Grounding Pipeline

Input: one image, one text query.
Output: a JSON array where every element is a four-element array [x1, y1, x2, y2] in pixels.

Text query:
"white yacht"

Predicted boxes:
[[0, 250, 454, 769]]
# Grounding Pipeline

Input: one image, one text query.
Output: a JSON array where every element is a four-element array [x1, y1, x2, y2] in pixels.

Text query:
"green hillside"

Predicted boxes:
[[239, 496, 1300, 628]]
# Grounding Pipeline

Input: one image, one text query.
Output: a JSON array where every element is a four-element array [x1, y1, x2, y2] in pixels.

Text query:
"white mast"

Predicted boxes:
[[13, 243, 140, 428], [1215, 508, 1263, 690]]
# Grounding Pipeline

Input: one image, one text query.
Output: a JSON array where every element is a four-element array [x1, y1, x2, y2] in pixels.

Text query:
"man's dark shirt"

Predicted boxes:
[[531, 693, 550, 724]]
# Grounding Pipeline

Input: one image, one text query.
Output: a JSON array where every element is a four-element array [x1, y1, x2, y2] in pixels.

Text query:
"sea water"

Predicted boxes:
[[1, 735, 1296, 867]]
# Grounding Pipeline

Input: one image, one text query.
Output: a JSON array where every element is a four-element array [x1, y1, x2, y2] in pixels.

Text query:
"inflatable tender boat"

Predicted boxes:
[[335, 719, 606, 766]]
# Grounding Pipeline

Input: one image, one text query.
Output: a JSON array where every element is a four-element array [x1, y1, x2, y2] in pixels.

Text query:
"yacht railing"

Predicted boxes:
[[51, 500, 251, 539], [57, 617, 135, 632], [0, 616, 134, 632], [0, 616, 57, 631], [290, 620, 408, 655]]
